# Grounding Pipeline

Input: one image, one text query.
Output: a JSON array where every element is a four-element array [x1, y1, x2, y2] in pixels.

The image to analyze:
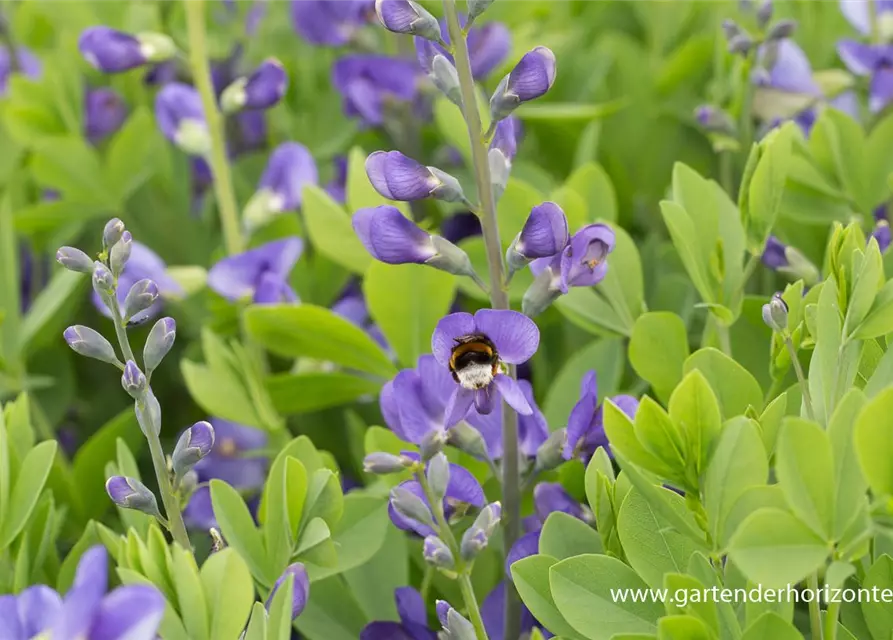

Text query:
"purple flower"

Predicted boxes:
[[325, 156, 349, 203], [221, 58, 288, 112], [207, 237, 303, 304], [365, 151, 465, 202], [291, 0, 373, 46], [491, 46, 557, 120], [85, 87, 128, 144], [533, 481, 587, 524], [380, 355, 455, 444], [244, 143, 318, 230], [839, 0, 893, 35], [506, 202, 569, 273], [415, 20, 511, 80], [837, 39, 893, 112], [353, 205, 437, 264], [194, 419, 269, 489], [233, 109, 268, 154], [360, 587, 437, 640], [440, 212, 481, 244], [762, 235, 789, 269], [332, 55, 419, 126], [375, 0, 441, 40], [155, 82, 209, 155], [0, 45, 42, 96], [387, 456, 485, 536], [432, 309, 539, 424], [0, 546, 165, 640], [873, 220, 892, 252], [564, 370, 639, 461], [464, 378, 549, 459], [489, 116, 521, 161], [78, 27, 148, 73], [480, 582, 544, 640], [90, 241, 182, 324], [332, 286, 388, 348], [266, 563, 310, 620]]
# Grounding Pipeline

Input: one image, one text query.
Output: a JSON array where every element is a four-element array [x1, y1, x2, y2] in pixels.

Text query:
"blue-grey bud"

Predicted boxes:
[[103, 218, 125, 250], [178, 469, 199, 497], [390, 485, 436, 529], [105, 475, 161, 517], [92, 261, 115, 296], [423, 535, 455, 569], [447, 423, 489, 460], [766, 19, 796, 41], [431, 55, 461, 106], [56, 247, 95, 274], [488, 148, 511, 204], [762, 293, 788, 333], [135, 388, 162, 437], [535, 428, 567, 472], [63, 325, 121, 366], [426, 453, 450, 501], [419, 428, 447, 462], [121, 278, 159, 323], [445, 608, 477, 640], [721, 19, 742, 41], [171, 421, 215, 479], [460, 502, 501, 561], [363, 452, 412, 474], [521, 266, 562, 318], [426, 236, 478, 280], [757, 0, 773, 28], [429, 167, 467, 204], [467, 0, 495, 21], [109, 231, 132, 278], [122, 360, 147, 399], [144, 317, 176, 374], [727, 33, 754, 55]]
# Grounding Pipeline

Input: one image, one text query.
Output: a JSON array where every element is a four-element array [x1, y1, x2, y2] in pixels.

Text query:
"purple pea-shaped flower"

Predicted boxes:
[[291, 0, 373, 46], [375, 0, 441, 41], [564, 370, 639, 461], [490, 46, 557, 121], [208, 237, 303, 305], [79, 26, 175, 73], [221, 58, 288, 113], [244, 142, 318, 231], [365, 150, 466, 203], [506, 202, 569, 274], [84, 88, 128, 144], [155, 82, 209, 156], [266, 563, 310, 620]]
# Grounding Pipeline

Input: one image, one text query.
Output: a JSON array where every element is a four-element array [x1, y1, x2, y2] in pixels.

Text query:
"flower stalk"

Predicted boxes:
[[441, 1, 522, 636], [183, 0, 244, 256]]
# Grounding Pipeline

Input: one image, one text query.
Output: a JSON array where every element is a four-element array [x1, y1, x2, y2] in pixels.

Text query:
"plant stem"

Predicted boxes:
[[784, 334, 816, 422], [441, 2, 521, 637], [184, 0, 244, 256], [807, 572, 824, 640], [716, 321, 732, 358], [108, 296, 192, 551], [417, 471, 488, 639], [824, 597, 841, 640]]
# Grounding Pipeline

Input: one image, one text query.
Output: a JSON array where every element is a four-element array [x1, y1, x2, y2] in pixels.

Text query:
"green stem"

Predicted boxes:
[[417, 471, 488, 639], [420, 564, 434, 604], [807, 572, 824, 640], [108, 296, 192, 551], [441, 3, 521, 637], [824, 597, 841, 640], [716, 322, 732, 358], [784, 334, 816, 422], [183, 0, 244, 256]]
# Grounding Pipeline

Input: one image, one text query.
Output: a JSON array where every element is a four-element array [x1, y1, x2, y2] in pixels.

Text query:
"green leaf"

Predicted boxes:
[[539, 511, 603, 560], [683, 347, 764, 416], [846, 242, 885, 337], [740, 612, 803, 640], [727, 508, 829, 588], [604, 397, 678, 484], [861, 555, 893, 640], [497, 178, 545, 251], [543, 338, 624, 431], [200, 548, 255, 640], [263, 453, 306, 574], [244, 304, 396, 378], [118, 567, 191, 640], [704, 417, 768, 548], [171, 545, 209, 640], [809, 277, 846, 425], [596, 223, 645, 325], [852, 280, 893, 340], [266, 372, 382, 415], [243, 603, 268, 640], [659, 200, 714, 306], [518, 100, 626, 121], [775, 417, 835, 540], [629, 312, 689, 403], [617, 487, 703, 589], [342, 523, 408, 621], [828, 389, 869, 541], [104, 107, 161, 202], [668, 370, 722, 478], [742, 123, 795, 255], [363, 262, 456, 368], [720, 485, 788, 552], [511, 554, 587, 640], [434, 97, 472, 165], [181, 360, 262, 428], [0, 440, 56, 549], [209, 479, 271, 586], [20, 270, 86, 353], [295, 576, 368, 640], [302, 184, 371, 275], [564, 162, 617, 224], [658, 615, 713, 640], [305, 494, 389, 581], [854, 387, 893, 497], [550, 554, 663, 639], [266, 572, 293, 640], [632, 397, 686, 477], [555, 287, 632, 337], [29, 136, 116, 207]]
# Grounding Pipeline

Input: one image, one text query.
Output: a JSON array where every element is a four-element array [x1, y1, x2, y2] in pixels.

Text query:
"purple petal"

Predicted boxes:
[[416, 353, 456, 411], [291, 0, 371, 46], [436, 601, 451, 628], [494, 374, 533, 415], [193, 420, 268, 489], [474, 385, 496, 414], [253, 271, 296, 305], [489, 116, 520, 161], [388, 481, 436, 537], [445, 463, 486, 507], [332, 55, 419, 125], [506, 46, 556, 102], [432, 312, 476, 366], [518, 380, 549, 457], [473, 309, 539, 365], [444, 386, 475, 427], [55, 546, 109, 639], [243, 58, 288, 110], [837, 39, 879, 77], [0, 596, 24, 640], [611, 394, 640, 421], [534, 482, 585, 522], [352, 205, 436, 264], [258, 142, 318, 210], [560, 224, 615, 291], [517, 202, 569, 259], [873, 221, 892, 252], [85, 88, 128, 143], [207, 237, 303, 302], [395, 587, 427, 628], [506, 530, 541, 577], [78, 27, 146, 73], [88, 585, 165, 640], [365, 152, 395, 198], [17, 585, 62, 637], [468, 22, 511, 79], [465, 408, 504, 459], [360, 622, 418, 640], [761, 236, 789, 269], [766, 40, 822, 94], [376, 0, 423, 32], [154, 82, 205, 142], [266, 563, 310, 619], [383, 151, 439, 201], [838, 0, 893, 34], [870, 66, 893, 113], [393, 369, 443, 442], [380, 379, 405, 438], [183, 485, 218, 530]]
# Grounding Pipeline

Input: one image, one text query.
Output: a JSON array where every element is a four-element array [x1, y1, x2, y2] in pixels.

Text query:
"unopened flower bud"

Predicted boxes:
[[444, 607, 477, 639], [63, 325, 121, 366], [105, 476, 161, 517], [695, 105, 736, 135], [489, 148, 511, 203], [521, 265, 562, 318], [447, 423, 489, 460], [172, 421, 215, 479], [266, 563, 310, 621], [535, 428, 567, 472], [122, 278, 159, 322], [103, 218, 125, 249], [468, 0, 495, 21], [56, 247, 95, 274], [375, 0, 441, 41], [721, 19, 742, 41], [757, 0, 773, 28], [423, 535, 455, 569], [506, 202, 569, 276], [92, 262, 115, 296], [109, 231, 132, 277], [762, 293, 788, 333], [426, 453, 450, 501], [766, 19, 796, 41], [431, 55, 462, 107], [220, 58, 288, 114], [363, 452, 411, 474], [144, 317, 176, 374], [135, 388, 161, 437], [727, 33, 754, 55], [427, 236, 478, 278], [122, 360, 147, 399], [490, 47, 556, 121], [178, 469, 199, 496], [390, 485, 436, 529], [419, 428, 447, 462]]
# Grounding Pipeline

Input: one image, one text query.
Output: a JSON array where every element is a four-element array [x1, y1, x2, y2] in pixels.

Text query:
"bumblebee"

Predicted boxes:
[[449, 334, 499, 390]]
